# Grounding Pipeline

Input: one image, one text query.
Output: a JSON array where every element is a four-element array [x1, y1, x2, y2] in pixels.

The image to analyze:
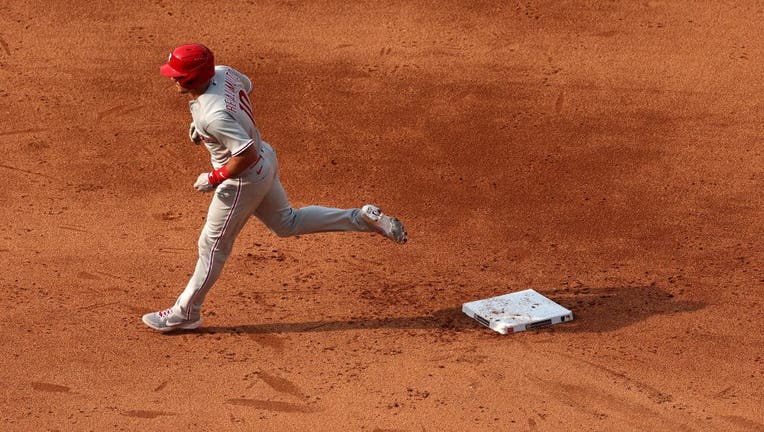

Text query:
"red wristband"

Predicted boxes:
[[207, 165, 230, 186]]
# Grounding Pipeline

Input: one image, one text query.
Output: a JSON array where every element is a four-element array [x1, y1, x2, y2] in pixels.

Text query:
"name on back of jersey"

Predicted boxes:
[[223, 69, 240, 113]]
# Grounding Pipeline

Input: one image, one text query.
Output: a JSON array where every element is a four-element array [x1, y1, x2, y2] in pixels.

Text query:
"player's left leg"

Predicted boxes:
[[251, 142, 381, 237], [252, 175, 407, 243], [253, 174, 369, 237]]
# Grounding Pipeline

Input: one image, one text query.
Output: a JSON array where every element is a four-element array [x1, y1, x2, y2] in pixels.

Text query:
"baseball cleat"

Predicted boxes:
[[361, 204, 408, 244], [142, 306, 202, 332]]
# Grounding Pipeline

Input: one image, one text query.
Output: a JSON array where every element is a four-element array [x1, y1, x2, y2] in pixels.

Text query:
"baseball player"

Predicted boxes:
[[142, 43, 408, 332]]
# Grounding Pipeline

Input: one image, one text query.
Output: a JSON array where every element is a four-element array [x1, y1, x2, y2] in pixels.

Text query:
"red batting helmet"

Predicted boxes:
[[160, 43, 215, 89]]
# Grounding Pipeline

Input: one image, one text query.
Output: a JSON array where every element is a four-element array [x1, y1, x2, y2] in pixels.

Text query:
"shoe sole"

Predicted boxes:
[[142, 315, 202, 332], [389, 217, 408, 244], [370, 216, 407, 244], [361, 206, 408, 244]]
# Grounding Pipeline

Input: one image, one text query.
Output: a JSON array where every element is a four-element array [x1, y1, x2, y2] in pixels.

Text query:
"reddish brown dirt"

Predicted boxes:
[[1, 1, 762, 431]]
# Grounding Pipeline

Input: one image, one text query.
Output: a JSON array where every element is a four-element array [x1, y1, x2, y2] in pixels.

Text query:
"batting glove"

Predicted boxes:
[[193, 172, 215, 192]]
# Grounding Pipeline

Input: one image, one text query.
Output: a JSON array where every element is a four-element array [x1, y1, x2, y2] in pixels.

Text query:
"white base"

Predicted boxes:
[[462, 289, 573, 334]]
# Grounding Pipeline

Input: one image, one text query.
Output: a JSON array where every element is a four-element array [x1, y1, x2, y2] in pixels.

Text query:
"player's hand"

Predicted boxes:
[[189, 122, 202, 144], [193, 173, 214, 192]]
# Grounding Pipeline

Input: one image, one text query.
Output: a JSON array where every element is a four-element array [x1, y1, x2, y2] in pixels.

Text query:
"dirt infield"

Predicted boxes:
[[1, 1, 762, 430]]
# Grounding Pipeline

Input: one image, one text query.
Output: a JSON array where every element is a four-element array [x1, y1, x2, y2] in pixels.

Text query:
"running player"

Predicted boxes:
[[142, 43, 407, 332]]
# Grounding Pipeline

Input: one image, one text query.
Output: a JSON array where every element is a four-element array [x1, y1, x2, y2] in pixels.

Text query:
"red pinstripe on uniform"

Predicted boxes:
[[187, 178, 242, 320]]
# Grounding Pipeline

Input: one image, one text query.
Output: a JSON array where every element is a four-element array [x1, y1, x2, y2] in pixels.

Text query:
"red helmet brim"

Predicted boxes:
[[160, 63, 184, 78]]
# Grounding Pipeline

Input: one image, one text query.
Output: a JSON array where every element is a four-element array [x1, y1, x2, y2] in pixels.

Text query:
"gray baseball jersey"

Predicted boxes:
[[190, 66, 261, 169]]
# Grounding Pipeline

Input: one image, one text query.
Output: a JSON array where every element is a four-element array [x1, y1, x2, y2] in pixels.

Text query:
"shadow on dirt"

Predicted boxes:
[[190, 285, 703, 335], [543, 284, 705, 333], [196, 306, 474, 335]]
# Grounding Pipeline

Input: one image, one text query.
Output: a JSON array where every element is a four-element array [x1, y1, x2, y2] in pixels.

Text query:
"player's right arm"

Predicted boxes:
[[219, 146, 260, 178]]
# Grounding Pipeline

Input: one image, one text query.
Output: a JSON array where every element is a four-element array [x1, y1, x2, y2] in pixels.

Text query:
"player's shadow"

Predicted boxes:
[[194, 284, 703, 335], [197, 306, 475, 335]]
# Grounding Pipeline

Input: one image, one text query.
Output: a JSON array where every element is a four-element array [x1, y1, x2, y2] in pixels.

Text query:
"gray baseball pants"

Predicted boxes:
[[175, 142, 371, 318]]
